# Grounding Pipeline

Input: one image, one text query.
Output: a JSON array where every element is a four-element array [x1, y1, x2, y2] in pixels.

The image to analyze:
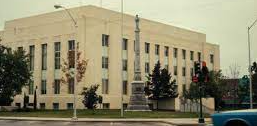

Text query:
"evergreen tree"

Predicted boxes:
[[82, 85, 102, 109], [145, 61, 178, 109]]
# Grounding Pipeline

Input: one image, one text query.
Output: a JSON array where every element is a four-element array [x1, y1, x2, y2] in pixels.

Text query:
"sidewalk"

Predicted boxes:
[[0, 117, 211, 126]]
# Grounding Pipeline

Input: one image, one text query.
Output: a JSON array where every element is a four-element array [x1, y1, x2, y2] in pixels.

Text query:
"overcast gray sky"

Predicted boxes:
[[0, 0, 256, 77]]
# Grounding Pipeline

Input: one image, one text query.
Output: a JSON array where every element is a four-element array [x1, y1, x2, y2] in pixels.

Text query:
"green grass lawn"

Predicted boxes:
[[0, 109, 210, 118]]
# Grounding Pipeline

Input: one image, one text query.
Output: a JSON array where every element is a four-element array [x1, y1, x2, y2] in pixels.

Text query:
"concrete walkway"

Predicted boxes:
[[0, 117, 211, 126]]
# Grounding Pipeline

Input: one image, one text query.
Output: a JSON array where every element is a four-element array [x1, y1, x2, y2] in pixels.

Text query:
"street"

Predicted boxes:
[[0, 120, 174, 126]]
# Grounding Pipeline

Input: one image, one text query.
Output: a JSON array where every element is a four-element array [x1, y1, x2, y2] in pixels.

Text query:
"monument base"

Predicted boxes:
[[126, 81, 151, 111]]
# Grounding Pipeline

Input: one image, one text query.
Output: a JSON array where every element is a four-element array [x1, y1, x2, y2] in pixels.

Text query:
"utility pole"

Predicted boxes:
[[247, 18, 257, 109]]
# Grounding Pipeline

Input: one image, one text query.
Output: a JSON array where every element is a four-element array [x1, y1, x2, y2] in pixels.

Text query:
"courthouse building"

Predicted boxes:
[[0, 5, 220, 110]]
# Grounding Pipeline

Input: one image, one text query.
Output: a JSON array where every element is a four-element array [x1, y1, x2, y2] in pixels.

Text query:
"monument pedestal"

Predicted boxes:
[[126, 81, 151, 111]]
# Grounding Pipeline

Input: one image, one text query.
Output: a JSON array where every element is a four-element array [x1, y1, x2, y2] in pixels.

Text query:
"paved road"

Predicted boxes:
[[0, 120, 174, 126]]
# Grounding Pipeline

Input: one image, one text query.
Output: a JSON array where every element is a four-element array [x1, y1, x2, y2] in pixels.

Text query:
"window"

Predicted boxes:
[[165, 46, 169, 56], [134, 40, 136, 51], [42, 44, 47, 70], [123, 81, 128, 95], [145, 62, 150, 73], [102, 34, 109, 47], [198, 52, 201, 61], [122, 38, 128, 50], [40, 103, 45, 109], [53, 103, 59, 110], [190, 51, 194, 61], [29, 80, 34, 95], [122, 59, 127, 71], [210, 54, 214, 64], [165, 65, 169, 70], [15, 103, 21, 108], [29, 45, 35, 71], [102, 79, 109, 94], [103, 103, 110, 109], [28, 103, 34, 106], [18, 47, 23, 51], [41, 80, 47, 94], [174, 66, 177, 76], [54, 42, 61, 69], [182, 84, 186, 94], [68, 40, 75, 50], [102, 57, 108, 69], [173, 48, 178, 58], [68, 40, 75, 68], [68, 78, 74, 94], [182, 49, 186, 60], [145, 43, 150, 54], [191, 68, 194, 77], [155, 44, 159, 55], [182, 67, 186, 77], [67, 103, 73, 109], [54, 79, 60, 94]]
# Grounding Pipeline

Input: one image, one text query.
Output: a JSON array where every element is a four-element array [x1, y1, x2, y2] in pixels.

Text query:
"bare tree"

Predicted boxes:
[[229, 63, 241, 79]]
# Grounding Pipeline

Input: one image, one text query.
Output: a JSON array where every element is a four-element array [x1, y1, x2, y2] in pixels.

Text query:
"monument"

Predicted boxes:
[[126, 15, 150, 111]]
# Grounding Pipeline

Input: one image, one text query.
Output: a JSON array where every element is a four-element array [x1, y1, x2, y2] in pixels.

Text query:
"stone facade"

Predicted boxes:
[[0, 5, 219, 110]]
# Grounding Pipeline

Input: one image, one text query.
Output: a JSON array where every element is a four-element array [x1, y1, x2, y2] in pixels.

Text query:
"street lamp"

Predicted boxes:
[[247, 18, 257, 109], [54, 4, 78, 120], [120, 0, 124, 117]]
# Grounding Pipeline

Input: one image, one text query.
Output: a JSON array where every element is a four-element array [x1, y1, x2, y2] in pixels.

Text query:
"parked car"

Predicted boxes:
[[211, 109, 257, 126]]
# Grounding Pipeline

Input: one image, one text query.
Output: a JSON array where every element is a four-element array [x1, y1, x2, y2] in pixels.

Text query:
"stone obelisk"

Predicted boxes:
[[126, 15, 150, 111]]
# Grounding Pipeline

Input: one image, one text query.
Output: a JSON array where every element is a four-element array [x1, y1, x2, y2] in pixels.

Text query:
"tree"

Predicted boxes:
[[145, 61, 178, 109], [184, 70, 226, 110], [0, 45, 31, 106], [82, 85, 102, 109], [238, 75, 250, 104]]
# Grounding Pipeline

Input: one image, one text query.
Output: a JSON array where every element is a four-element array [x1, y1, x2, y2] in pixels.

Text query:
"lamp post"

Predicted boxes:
[[120, 0, 124, 117], [247, 18, 257, 109], [54, 4, 78, 120]]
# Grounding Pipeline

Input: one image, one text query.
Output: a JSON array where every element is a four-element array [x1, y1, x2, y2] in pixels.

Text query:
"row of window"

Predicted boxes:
[[27, 40, 75, 71], [28, 78, 74, 95]]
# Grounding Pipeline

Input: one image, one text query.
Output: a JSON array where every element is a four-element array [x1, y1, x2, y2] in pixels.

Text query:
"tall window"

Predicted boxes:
[[29, 80, 34, 95], [18, 47, 23, 51], [54, 42, 61, 69], [164, 46, 169, 56], [122, 59, 127, 71], [173, 48, 178, 58], [53, 103, 59, 110], [123, 81, 127, 95], [29, 45, 35, 71], [68, 40, 75, 68], [182, 67, 186, 76], [155, 44, 159, 55], [198, 52, 201, 61], [42, 44, 47, 70], [134, 40, 136, 51], [174, 66, 178, 76], [190, 68, 194, 77], [102, 57, 108, 69], [102, 79, 109, 94], [145, 62, 150, 73], [68, 78, 74, 94], [122, 38, 128, 50], [182, 49, 186, 60], [190, 51, 194, 61], [210, 54, 214, 64], [41, 80, 47, 94], [102, 34, 109, 47], [54, 79, 60, 94], [145, 43, 150, 54]]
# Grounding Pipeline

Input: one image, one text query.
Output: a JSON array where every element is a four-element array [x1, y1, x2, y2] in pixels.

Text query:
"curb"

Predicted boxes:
[[0, 117, 208, 126]]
